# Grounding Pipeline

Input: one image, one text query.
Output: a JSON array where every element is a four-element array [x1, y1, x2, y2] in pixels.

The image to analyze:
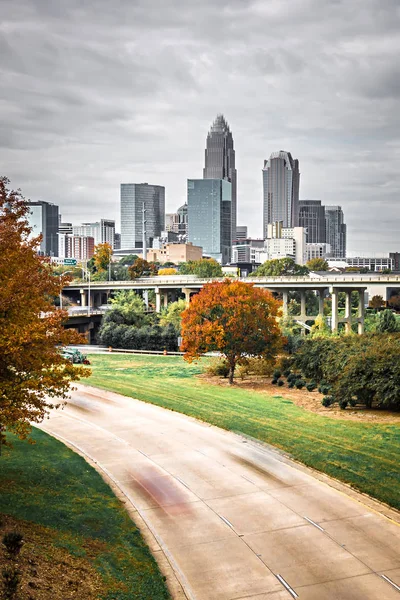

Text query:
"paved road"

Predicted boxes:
[[39, 386, 400, 600]]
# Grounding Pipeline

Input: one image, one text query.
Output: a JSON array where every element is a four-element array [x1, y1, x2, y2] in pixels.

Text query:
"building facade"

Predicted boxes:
[[232, 238, 265, 263], [120, 183, 165, 249], [72, 219, 115, 248], [306, 243, 331, 262], [299, 200, 326, 243], [325, 205, 346, 257], [147, 243, 203, 264], [187, 179, 232, 264], [203, 115, 237, 245], [26, 200, 59, 256], [262, 151, 300, 236], [236, 225, 248, 241], [265, 221, 306, 265], [58, 234, 95, 261]]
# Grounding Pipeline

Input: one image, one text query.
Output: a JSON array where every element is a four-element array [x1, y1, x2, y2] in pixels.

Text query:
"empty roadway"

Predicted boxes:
[[39, 385, 400, 600]]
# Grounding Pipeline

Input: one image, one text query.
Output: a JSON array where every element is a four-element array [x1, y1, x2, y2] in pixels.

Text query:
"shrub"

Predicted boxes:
[[273, 369, 281, 379], [207, 359, 230, 378], [319, 384, 331, 395], [339, 399, 348, 410], [241, 357, 276, 377], [288, 382, 294, 389], [277, 379, 285, 387], [322, 396, 334, 407], [295, 379, 305, 389], [2, 567, 21, 599], [287, 373, 297, 383], [306, 382, 317, 392], [2, 533, 23, 558], [283, 369, 291, 378], [271, 378, 278, 385]]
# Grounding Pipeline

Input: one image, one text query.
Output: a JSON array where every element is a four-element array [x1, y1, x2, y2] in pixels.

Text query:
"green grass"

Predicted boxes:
[[0, 428, 171, 600], [86, 354, 400, 511]]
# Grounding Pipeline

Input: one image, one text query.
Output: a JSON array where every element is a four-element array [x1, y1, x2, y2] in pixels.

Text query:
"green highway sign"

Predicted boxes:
[[64, 258, 77, 266]]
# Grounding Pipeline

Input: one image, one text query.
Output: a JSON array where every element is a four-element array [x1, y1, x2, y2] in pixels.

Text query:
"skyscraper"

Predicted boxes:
[[325, 205, 346, 257], [73, 219, 115, 248], [203, 115, 237, 244], [299, 200, 326, 243], [187, 179, 232, 264], [262, 151, 300, 237], [120, 183, 165, 249], [26, 200, 59, 256]]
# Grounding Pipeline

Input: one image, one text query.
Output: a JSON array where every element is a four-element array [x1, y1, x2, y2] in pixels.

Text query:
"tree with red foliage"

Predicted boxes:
[[181, 280, 283, 384], [0, 177, 89, 446]]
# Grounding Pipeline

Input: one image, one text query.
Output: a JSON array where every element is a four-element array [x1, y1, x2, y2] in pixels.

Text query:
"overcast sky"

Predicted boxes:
[[1, 0, 399, 254]]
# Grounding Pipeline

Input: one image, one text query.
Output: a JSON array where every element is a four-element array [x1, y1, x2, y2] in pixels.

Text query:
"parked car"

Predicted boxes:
[[60, 348, 90, 365]]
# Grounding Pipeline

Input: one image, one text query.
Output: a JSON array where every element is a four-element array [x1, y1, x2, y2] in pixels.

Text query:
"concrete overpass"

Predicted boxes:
[[64, 273, 400, 334]]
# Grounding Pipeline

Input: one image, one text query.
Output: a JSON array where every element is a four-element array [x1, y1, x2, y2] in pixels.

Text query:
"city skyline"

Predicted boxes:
[[1, 0, 399, 254]]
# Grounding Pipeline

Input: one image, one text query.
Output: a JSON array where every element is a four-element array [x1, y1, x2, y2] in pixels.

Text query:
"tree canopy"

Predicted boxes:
[[93, 242, 113, 272], [369, 295, 385, 309], [306, 257, 329, 271], [181, 280, 283, 383], [253, 258, 309, 277], [159, 299, 186, 331], [0, 177, 89, 443], [128, 258, 158, 279], [179, 259, 223, 277]]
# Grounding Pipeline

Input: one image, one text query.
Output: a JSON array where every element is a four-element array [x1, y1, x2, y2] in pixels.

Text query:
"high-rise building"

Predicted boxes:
[[236, 226, 248, 241], [166, 203, 188, 239], [265, 221, 306, 265], [73, 219, 115, 248], [262, 151, 300, 236], [299, 200, 326, 243], [325, 206, 346, 258], [59, 234, 95, 261], [26, 200, 59, 256], [187, 179, 231, 264], [120, 183, 165, 249], [203, 115, 237, 244]]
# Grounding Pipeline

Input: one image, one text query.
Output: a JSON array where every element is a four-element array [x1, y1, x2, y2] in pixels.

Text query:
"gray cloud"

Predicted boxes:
[[1, 0, 400, 254]]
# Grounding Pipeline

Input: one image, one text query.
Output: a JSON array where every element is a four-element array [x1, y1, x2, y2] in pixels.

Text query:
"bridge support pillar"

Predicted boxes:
[[163, 292, 168, 308], [331, 288, 339, 333], [182, 288, 193, 305], [300, 291, 307, 321], [155, 288, 161, 313], [282, 290, 288, 315], [358, 290, 365, 334], [318, 291, 324, 317], [80, 289, 86, 307], [345, 290, 352, 334]]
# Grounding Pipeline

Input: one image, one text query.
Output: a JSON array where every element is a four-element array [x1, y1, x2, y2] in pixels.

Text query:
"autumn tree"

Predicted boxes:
[[388, 294, 400, 310], [253, 258, 309, 277], [369, 295, 385, 309], [0, 177, 89, 444], [181, 280, 283, 384], [128, 258, 158, 279], [93, 243, 113, 272], [158, 267, 178, 276], [306, 257, 329, 271]]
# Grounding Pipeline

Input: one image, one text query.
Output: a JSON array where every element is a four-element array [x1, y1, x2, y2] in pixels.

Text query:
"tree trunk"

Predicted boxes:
[[228, 358, 236, 385]]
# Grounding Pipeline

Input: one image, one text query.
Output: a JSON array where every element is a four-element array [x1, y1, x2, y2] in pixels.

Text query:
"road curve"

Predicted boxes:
[[38, 385, 400, 600]]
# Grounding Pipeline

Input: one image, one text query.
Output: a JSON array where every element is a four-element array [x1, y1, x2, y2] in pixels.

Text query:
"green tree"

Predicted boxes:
[[118, 254, 138, 266], [253, 258, 309, 277], [179, 259, 223, 277], [376, 309, 398, 333], [306, 257, 329, 271], [159, 299, 187, 331], [106, 291, 150, 327]]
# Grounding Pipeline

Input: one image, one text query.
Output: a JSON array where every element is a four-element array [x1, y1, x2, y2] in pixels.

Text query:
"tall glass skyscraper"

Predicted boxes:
[[187, 179, 232, 265], [120, 183, 165, 249], [299, 200, 326, 243], [262, 151, 300, 237], [203, 115, 237, 244], [26, 200, 59, 256], [325, 205, 347, 257]]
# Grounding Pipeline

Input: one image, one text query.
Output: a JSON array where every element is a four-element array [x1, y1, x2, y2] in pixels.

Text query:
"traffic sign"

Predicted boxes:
[[64, 258, 77, 266]]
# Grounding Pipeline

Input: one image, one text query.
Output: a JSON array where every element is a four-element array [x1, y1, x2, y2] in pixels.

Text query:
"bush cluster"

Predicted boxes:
[[99, 323, 179, 351], [291, 333, 400, 410]]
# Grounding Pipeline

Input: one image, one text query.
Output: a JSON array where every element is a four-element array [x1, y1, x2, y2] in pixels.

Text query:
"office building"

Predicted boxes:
[[325, 206, 346, 258], [114, 233, 121, 250], [147, 242, 203, 264], [120, 183, 165, 249], [265, 221, 306, 265], [166, 203, 188, 239], [58, 217, 73, 236], [232, 239, 265, 263], [203, 115, 237, 244], [58, 234, 95, 261], [236, 226, 248, 241], [73, 219, 115, 248], [187, 179, 232, 264], [262, 151, 300, 236], [26, 200, 59, 256], [327, 256, 394, 272], [306, 243, 331, 262], [299, 200, 326, 243]]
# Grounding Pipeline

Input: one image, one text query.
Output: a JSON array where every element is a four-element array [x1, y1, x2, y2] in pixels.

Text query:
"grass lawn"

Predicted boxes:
[[87, 353, 400, 511], [0, 428, 170, 600]]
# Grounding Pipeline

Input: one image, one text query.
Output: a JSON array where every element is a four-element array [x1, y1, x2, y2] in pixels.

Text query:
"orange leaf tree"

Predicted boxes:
[[181, 280, 283, 384], [0, 177, 90, 445]]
